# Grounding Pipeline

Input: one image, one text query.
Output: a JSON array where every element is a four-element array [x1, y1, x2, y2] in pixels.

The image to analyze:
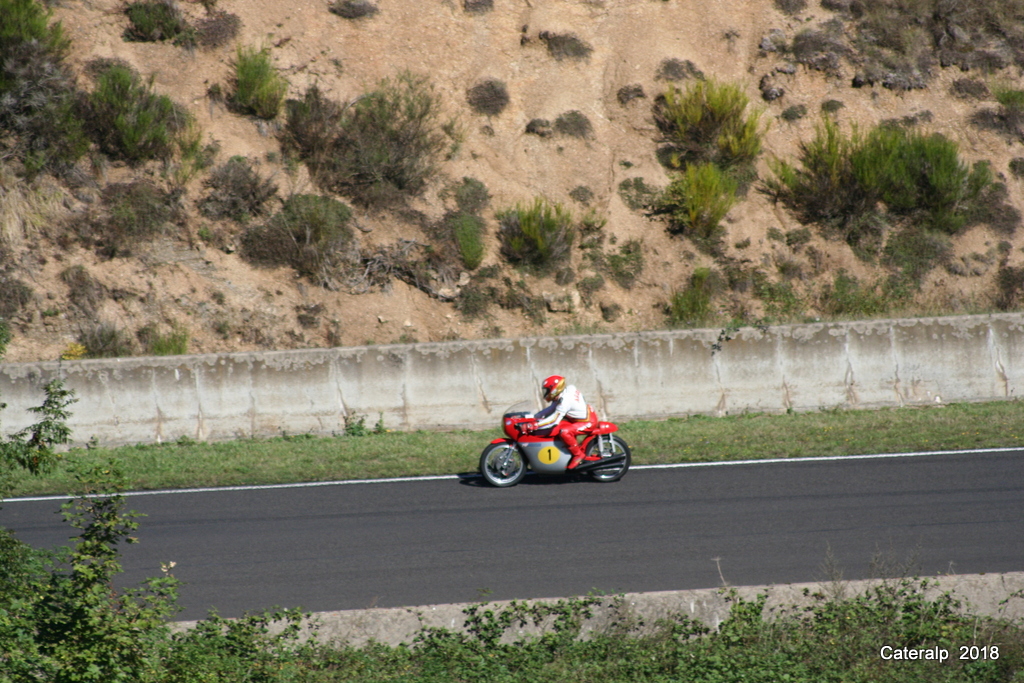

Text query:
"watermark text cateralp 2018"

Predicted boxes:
[[880, 646, 1000, 662]]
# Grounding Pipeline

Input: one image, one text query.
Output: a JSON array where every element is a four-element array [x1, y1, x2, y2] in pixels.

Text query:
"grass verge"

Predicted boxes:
[[7, 400, 1024, 497]]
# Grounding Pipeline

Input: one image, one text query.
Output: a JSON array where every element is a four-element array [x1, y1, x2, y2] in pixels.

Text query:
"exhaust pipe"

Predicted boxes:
[[571, 455, 626, 472]]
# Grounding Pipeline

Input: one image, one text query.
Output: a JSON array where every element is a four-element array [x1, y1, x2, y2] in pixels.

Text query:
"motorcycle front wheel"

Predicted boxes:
[[479, 442, 528, 487], [585, 435, 631, 483]]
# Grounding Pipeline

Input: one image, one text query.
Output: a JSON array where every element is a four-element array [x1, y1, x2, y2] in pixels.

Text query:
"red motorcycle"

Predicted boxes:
[[479, 401, 631, 487]]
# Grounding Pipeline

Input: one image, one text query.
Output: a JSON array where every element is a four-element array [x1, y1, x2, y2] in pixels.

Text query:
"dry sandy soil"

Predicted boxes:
[[3, 0, 1024, 362]]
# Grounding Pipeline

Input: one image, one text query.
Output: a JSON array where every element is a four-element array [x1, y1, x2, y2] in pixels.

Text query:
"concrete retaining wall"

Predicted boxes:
[[2, 314, 1022, 446], [171, 573, 1024, 647]]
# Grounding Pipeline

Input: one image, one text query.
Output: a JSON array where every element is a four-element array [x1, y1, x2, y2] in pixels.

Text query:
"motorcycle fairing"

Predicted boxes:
[[517, 438, 572, 473]]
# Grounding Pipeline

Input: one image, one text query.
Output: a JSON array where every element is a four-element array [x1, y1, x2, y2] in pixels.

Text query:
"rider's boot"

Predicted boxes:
[[566, 443, 588, 470]]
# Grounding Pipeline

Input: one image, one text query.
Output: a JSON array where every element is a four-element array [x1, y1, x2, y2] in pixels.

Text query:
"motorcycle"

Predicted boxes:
[[479, 401, 631, 487]]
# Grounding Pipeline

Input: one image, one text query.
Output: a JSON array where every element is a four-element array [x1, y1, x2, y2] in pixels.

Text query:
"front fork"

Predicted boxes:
[[587, 434, 611, 457]]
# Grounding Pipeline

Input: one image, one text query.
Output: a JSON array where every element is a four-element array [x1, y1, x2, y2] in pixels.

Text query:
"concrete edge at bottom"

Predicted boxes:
[[171, 572, 1024, 648]]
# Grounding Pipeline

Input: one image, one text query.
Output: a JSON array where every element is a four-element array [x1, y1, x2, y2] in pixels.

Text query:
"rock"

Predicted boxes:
[[775, 62, 797, 75], [759, 29, 786, 53], [458, 271, 470, 286]]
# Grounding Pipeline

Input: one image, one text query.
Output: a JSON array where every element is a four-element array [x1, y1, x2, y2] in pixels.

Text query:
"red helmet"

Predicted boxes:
[[542, 375, 566, 402]]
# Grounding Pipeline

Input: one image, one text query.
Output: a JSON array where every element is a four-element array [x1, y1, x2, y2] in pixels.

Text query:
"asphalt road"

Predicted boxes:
[[3, 449, 1023, 621]]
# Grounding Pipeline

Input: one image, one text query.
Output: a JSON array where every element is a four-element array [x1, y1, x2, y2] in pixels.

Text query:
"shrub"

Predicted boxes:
[[655, 58, 704, 81], [821, 99, 844, 114], [79, 322, 135, 357], [198, 156, 278, 222], [0, 0, 86, 175], [231, 45, 288, 120], [781, 104, 807, 122], [466, 79, 509, 116], [463, 0, 493, 12], [195, 11, 240, 49], [123, 0, 194, 46], [89, 181, 177, 255], [765, 117, 999, 260], [774, 0, 807, 14], [0, 276, 32, 319], [451, 176, 490, 215], [283, 75, 447, 206], [496, 198, 574, 269], [443, 212, 485, 270], [569, 185, 594, 205], [1011, 158, 1024, 180], [668, 267, 718, 327], [951, 78, 989, 100], [329, 0, 378, 19], [616, 84, 645, 105], [137, 323, 189, 355], [86, 64, 188, 163], [60, 265, 105, 315], [996, 265, 1024, 310], [656, 162, 738, 253], [538, 31, 593, 61], [618, 177, 659, 211], [819, 270, 888, 317], [241, 194, 354, 282], [882, 226, 951, 290], [606, 239, 644, 289], [554, 110, 593, 139], [654, 79, 767, 172]]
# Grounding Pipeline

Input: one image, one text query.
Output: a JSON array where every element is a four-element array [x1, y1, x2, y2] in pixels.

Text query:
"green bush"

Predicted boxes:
[[819, 270, 888, 317], [79, 322, 135, 357], [231, 45, 288, 120], [654, 78, 766, 172], [283, 74, 447, 206], [86, 64, 188, 163], [198, 156, 278, 222], [668, 267, 718, 327], [123, 0, 194, 46], [765, 117, 1002, 270], [450, 212, 485, 270], [137, 323, 189, 355], [496, 198, 574, 269], [0, 275, 32, 319], [656, 162, 738, 253], [0, 0, 87, 175], [241, 194, 354, 282]]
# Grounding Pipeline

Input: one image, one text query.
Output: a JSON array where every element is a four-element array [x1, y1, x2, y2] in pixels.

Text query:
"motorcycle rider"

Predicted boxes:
[[530, 375, 599, 470]]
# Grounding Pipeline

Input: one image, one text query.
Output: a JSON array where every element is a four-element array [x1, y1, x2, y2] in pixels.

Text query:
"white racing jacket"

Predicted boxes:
[[534, 384, 590, 428]]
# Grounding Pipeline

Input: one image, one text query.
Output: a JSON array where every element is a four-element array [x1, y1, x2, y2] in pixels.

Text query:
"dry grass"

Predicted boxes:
[[0, 164, 68, 250]]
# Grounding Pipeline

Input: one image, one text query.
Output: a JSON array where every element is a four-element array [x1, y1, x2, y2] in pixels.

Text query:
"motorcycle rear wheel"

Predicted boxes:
[[480, 442, 528, 487], [585, 435, 631, 483]]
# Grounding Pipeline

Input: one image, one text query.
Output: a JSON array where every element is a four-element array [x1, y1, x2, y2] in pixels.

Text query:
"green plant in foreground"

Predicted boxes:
[[231, 44, 288, 120]]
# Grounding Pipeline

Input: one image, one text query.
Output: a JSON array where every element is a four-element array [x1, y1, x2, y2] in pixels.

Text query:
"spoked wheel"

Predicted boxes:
[[584, 434, 631, 483], [479, 442, 528, 487]]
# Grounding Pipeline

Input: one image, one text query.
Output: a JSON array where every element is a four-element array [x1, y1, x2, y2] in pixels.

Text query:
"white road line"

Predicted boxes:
[[4, 446, 1020, 503]]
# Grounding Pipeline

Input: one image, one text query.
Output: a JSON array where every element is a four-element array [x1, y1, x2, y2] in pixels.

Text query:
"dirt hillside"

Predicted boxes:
[[3, 0, 1024, 362]]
